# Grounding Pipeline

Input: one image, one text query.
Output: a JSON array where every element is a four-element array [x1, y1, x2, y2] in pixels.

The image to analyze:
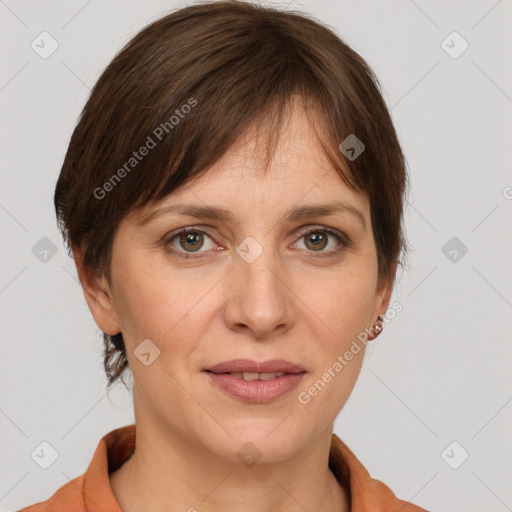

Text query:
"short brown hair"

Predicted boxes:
[[54, 0, 409, 389]]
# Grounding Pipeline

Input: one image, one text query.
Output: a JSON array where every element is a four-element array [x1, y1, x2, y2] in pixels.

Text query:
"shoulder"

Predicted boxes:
[[17, 474, 86, 511], [17, 424, 135, 512], [368, 477, 430, 511], [329, 433, 429, 511]]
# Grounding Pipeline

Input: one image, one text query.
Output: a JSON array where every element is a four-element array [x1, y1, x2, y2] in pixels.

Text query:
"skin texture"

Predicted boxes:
[[73, 98, 396, 512]]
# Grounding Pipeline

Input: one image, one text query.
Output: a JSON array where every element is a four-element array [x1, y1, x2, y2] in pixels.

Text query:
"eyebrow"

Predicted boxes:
[[137, 201, 366, 231]]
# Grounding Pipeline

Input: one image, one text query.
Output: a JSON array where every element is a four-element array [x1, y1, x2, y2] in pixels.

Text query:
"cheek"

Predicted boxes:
[[109, 253, 172, 341], [300, 267, 377, 344], [297, 276, 372, 416], [112, 257, 219, 352], [317, 269, 376, 392]]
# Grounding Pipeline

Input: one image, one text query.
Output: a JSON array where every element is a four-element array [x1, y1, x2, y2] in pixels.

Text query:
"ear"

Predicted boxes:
[[71, 245, 122, 336], [373, 257, 398, 317]]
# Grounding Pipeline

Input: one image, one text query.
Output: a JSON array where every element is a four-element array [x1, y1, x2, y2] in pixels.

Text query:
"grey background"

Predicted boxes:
[[1, 1, 511, 510]]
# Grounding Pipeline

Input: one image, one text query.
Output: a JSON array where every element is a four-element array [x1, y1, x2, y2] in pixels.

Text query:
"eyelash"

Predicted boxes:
[[163, 226, 350, 260]]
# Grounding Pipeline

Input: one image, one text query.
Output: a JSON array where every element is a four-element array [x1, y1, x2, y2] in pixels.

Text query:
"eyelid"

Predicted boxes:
[[295, 225, 350, 247]]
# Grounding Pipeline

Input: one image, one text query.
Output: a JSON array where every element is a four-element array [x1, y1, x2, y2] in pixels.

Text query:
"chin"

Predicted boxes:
[[204, 419, 308, 463]]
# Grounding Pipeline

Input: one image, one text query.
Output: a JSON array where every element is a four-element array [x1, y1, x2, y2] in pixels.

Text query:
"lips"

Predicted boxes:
[[203, 359, 306, 402], [222, 371, 286, 381], [204, 358, 305, 375]]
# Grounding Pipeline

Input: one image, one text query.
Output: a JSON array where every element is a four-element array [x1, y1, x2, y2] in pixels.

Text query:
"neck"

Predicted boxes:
[[110, 416, 349, 512]]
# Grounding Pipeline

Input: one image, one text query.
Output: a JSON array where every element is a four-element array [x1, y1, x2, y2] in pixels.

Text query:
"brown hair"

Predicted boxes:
[[54, 0, 409, 390]]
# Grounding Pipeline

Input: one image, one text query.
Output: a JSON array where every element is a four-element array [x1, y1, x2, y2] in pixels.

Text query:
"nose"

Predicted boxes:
[[222, 240, 294, 339]]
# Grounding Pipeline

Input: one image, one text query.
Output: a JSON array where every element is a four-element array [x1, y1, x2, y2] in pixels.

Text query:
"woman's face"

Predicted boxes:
[[80, 101, 394, 463]]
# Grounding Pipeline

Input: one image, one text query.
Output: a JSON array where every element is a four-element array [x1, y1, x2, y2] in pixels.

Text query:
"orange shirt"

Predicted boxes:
[[19, 424, 428, 511]]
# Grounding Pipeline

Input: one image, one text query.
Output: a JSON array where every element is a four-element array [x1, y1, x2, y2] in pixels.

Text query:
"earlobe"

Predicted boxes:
[[71, 246, 122, 336], [369, 265, 396, 341]]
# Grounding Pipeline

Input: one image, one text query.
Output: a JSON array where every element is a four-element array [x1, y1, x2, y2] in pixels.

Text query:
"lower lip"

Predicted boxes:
[[204, 371, 306, 403]]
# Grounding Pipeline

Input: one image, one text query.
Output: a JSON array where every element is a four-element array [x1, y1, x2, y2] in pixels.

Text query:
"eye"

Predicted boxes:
[[165, 228, 216, 259], [164, 225, 349, 260], [293, 227, 347, 255]]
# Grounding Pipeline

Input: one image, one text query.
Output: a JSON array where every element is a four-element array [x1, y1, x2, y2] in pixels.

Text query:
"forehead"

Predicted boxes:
[[217, 98, 331, 175], [196, 106, 360, 198], [131, 99, 369, 226], [182, 101, 351, 192]]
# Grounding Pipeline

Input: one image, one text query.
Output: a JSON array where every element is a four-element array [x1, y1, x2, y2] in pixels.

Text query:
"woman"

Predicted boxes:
[[19, 1, 428, 510]]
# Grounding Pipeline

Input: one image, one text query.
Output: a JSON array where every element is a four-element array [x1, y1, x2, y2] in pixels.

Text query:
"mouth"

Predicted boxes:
[[203, 358, 306, 375], [202, 359, 307, 403], [204, 370, 304, 381]]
